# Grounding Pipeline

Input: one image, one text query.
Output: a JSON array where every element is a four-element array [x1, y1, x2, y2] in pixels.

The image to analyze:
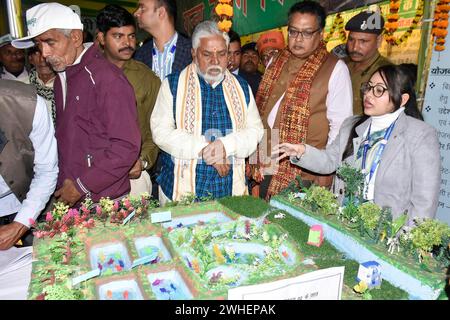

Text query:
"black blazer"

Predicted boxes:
[[134, 32, 193, 74]]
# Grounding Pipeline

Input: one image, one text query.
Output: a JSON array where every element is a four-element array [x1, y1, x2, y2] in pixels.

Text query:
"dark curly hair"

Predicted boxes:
[[96, 4, 135, 34]]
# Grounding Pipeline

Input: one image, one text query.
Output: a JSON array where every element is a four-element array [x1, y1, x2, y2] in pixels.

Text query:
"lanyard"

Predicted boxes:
[[152, 39, 177, 80], [361, 119, 397, 182]]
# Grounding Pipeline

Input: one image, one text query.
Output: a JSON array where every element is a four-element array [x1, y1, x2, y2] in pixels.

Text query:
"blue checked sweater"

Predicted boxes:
[[157, 72, 250, 200]]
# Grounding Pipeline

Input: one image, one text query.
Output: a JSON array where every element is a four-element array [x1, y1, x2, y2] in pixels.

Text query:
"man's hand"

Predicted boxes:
[[212, 163, 231, 177], [0, 222, 28, 250], [201, 140, 227, 165], [54, 179, 82, 207], [129, 159, 143, 179]]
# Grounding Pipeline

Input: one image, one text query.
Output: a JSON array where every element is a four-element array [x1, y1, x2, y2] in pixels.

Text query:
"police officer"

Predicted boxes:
[[344, 10, 392, 115]]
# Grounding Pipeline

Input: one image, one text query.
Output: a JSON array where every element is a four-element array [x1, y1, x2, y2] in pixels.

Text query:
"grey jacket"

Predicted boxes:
[[293, 112, 441, 220]]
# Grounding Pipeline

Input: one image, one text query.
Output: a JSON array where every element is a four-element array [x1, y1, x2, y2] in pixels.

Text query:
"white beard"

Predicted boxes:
[[195, 63, 225, 84]]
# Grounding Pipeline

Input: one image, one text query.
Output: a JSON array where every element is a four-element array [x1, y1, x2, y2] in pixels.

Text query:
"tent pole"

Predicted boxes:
[[416, 0, 436, 111], [6, 0, 24, 37]]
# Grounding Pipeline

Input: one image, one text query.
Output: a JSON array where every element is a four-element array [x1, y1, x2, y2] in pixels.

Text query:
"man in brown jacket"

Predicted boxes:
[[97, 4, 161, 196], [251, 1, 352, 199]]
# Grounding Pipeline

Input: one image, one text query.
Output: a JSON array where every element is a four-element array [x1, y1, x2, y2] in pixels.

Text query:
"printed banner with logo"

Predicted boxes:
[[422, 34, 450, 226]]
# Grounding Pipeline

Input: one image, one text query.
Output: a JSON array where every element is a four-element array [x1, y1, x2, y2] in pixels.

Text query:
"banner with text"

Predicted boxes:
[[423, 34, 450, 225]]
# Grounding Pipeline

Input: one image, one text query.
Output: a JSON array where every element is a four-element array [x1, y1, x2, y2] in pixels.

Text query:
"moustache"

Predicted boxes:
[[207, 66, 223, 73], [119, 47, 135, 53], [348, 51, 363, 57], [46, 56, 61, 65]]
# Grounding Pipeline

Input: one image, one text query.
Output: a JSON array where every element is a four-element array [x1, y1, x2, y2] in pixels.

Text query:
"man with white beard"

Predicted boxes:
[[151, 20, 264, 204]]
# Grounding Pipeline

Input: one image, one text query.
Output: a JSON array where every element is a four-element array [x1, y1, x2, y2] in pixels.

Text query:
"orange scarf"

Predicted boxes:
[[254, 41, 330, 198]]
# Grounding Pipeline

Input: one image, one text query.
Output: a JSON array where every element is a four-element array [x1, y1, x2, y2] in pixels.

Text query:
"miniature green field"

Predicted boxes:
[[218, 196, 409, 300], [271, 195, 447, 289], [28, 196, 413, 300]]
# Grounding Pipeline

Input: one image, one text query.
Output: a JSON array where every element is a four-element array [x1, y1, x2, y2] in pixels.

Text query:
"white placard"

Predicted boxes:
[[228, 266, 344, 300], [151, 210, 172, 223], [122, 210, 136, 225], [423, 31, 450, 225]]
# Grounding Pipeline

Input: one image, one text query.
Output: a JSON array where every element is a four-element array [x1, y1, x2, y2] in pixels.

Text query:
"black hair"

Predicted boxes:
[[228, 30, 241, 45], [83, 30, 94, 43], [342, 64, 423, 160], [96, 4, 135, 34], [288, 1, 326, 29], [157, 0, 177, 24], [398, 63, 418, 88]]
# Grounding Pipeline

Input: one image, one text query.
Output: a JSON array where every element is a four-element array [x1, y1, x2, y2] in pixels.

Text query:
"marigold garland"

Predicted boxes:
[[216, 0, 233, 32], [384, 0, 401, 41], [384, 0, 424, 46], [432, 0, 450, 51], [324, 13, 346, 43]]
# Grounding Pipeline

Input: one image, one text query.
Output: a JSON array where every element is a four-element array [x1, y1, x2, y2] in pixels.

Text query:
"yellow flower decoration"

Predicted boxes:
[[433, 0, 450, 51], [385, 0, 424, 46], [218, 19, 232, 32], [215, 3, 233, 17]]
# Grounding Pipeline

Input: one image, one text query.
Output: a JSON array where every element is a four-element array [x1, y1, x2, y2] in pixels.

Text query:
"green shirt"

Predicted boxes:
[[123, 59, 161, 170], [346, 53, 391, 115]]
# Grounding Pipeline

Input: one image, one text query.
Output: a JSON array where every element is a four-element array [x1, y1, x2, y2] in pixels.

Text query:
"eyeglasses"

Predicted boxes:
[[287, 27, 320, 40], [361, 82, 388, 98]]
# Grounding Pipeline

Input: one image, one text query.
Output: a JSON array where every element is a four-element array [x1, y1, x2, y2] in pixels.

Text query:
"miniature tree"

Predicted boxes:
[[303, 185, 339, 216], [337, 164, 365, 223], [408, 218, 450, 265], [280, 175, 305, 196], [336, 164, 365, 201]]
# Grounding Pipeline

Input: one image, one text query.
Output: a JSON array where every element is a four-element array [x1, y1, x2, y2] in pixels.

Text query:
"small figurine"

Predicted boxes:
[[274, 213, 286, 219], [356, 261, 382, 289]]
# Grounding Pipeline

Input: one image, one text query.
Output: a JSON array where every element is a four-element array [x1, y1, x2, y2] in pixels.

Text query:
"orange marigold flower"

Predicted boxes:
[[218, 19, 232, 32], [437, 20, 449, 28], [215, 3, 233, 17]]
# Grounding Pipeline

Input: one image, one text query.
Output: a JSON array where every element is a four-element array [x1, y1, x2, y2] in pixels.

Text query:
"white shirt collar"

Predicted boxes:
[[370, 107, 405, 132], [72, 42, 93, 66], [1, 68, 29, 84]]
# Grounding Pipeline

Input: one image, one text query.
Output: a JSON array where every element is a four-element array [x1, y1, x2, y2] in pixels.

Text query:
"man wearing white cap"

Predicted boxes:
[[12, 2, 141, 207], [0, 34, 29, 83]]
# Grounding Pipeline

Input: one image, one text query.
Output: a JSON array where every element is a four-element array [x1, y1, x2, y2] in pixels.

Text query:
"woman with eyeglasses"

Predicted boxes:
[[272, 64, 441, 222]]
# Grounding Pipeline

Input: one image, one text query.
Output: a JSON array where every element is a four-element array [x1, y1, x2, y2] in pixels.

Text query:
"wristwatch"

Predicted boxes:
[[141, 159, 148, 170]]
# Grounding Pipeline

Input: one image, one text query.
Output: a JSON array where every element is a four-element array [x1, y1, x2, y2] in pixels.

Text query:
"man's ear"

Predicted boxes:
[[70, 29, 84, 47], [376, 34, 382, 48], [97, 32, 105, 46], [157, 5, 165, 20], [191, 48, 196, 60]]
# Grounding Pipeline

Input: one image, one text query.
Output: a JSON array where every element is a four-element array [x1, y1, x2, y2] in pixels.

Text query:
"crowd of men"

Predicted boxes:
[[0, 0, 397, 249]]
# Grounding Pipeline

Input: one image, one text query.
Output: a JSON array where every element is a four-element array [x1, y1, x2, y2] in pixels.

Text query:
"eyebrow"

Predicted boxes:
[[203, 49, 227, 54], [368, 81, 387, 87], [37, 38, 56, 43], [288, 26, 316, 31]]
